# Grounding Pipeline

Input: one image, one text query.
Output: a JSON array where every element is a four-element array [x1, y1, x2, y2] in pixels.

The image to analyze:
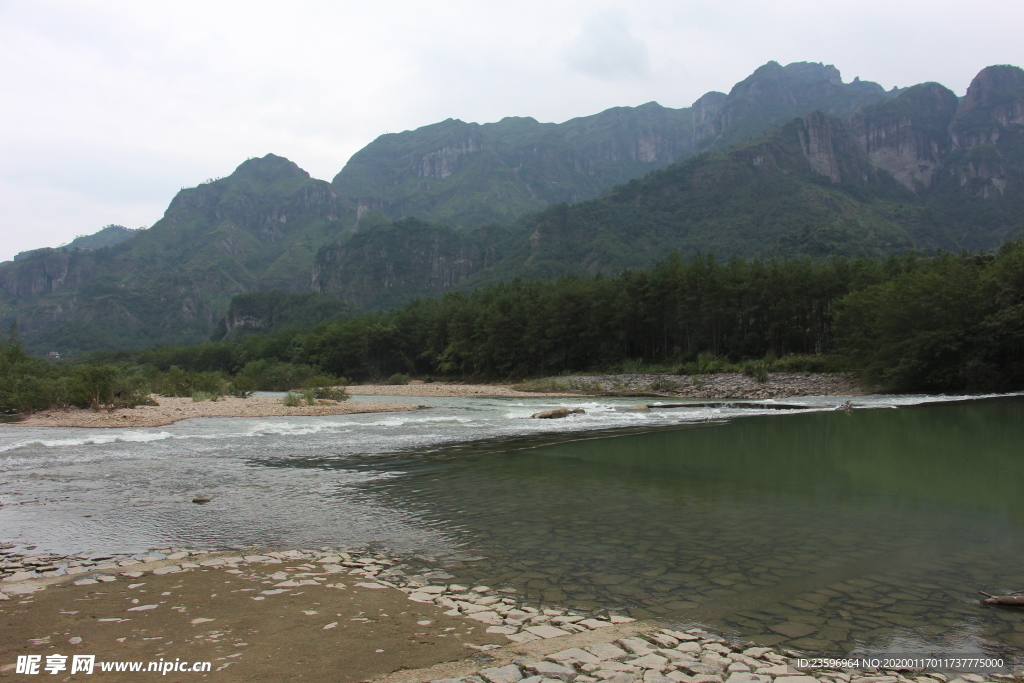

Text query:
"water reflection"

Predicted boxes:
[[369, 398, 1024, 655]]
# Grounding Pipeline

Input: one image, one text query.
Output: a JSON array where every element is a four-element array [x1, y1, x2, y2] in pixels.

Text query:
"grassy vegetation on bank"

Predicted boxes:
[[3, 245, 1023, 415]]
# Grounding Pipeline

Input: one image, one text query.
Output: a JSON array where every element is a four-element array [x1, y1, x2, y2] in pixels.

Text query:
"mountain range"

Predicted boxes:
[[2, 61, 1022, 353]]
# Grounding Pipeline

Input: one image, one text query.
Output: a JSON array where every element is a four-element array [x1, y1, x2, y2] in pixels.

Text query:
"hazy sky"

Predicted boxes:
[[1, 0, 1021, 262]]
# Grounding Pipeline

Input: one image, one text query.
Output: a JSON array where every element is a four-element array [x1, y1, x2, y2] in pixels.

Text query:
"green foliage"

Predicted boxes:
[[835, 244, 1024, 392], [151, 367, 227, 397], [385, 373, 412, 386], [4, 244, 1022, 408], [649, 376, 679, 392], [211, 290, 353, 342], [234, 360, 329, 391], [742, 360, 770, 383], [310, 386, 348, 401], [281, 392, 303, 407], [191, 390, 220, 402], [228, 374, 256, 398]]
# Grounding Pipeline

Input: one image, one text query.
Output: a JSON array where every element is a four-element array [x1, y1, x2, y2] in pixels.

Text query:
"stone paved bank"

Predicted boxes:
[[423, 629, 1012, 683], [0, 545, 1014, 682]]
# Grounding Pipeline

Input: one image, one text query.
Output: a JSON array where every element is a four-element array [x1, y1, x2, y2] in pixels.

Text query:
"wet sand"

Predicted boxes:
[[0, 561, 505, 683]]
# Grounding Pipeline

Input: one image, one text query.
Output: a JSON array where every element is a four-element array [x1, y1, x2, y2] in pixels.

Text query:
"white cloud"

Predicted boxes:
[[564, 10, 651, 80]]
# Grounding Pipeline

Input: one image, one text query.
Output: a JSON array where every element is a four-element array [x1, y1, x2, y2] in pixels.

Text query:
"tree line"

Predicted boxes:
[[3, 245, 1022, 414]]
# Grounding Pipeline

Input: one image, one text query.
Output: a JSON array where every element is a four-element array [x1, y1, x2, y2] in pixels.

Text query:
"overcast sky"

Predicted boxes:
[[1, 0, 1021, 262]]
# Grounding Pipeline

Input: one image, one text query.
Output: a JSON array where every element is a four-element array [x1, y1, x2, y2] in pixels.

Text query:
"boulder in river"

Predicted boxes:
[[623, 404, 651, 412], [532, 408, 570, 419]]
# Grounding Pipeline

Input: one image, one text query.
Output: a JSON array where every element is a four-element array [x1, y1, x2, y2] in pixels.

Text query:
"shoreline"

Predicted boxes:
[[1, 395, 423, 429], [1, 545, 1010, 682], [2, 373, 865, 429]]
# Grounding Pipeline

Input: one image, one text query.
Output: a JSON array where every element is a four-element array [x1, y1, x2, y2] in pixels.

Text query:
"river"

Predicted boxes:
[[1, 392, 1022, 657]]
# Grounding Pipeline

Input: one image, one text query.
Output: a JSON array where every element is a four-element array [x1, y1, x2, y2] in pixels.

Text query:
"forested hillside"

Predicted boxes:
[[6, 244, 1019, 418], [2, 63, 1022, 355]]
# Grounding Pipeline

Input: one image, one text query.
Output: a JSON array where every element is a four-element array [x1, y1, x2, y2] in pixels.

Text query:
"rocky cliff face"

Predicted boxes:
[[311, 219, 518, 309], [850, 83, 959, 191], [0, 154, 353, 351], [848, 66, 1024, 201], [798, 111, 843, 183], [331, 107, 698, 229], [691, 61, 893, 152]]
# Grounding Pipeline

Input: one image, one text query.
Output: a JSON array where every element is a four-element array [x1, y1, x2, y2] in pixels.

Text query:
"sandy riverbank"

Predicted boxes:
[[3, 373, 866, 428], [3, 396, 422, 429], [348, 383, 579, 398]]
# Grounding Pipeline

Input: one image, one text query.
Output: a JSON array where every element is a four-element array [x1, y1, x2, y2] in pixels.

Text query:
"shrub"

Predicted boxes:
[[191, 390, 220, 402], [620, 358, 643, 374], [385, 373, 411, 385], [228, 374, 256, 398], [312, 386, 348, 401], [153, 367, 227, 397], [236, 359, 325, 391], [650, 376, 678, 392], [741, 360, 770, 383], [281, 392, 303, 407]]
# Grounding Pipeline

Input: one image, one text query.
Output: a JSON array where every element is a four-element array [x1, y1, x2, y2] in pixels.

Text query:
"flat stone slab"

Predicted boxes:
[[467, 611, 504, 625], [725, 674, 771, 683], [479, 665, 524, 683], [526, 624, 572, 639], [617, 637, 656, 654], [521, 661, 577, 682], [548, 648, 601, 665], [487, 625, 518, 635], [627, 654, 669, 671], [507, 632, 542, 644], [579, 619, 612, 630], [586, 643, 628, 660]]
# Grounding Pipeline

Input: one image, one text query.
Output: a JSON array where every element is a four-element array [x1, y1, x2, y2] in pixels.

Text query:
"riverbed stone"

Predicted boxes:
[[527, 624, 571, 639], [619, 637, 656, 654], [468, 611, 504, 625], [479, 665, 524, 683], [522, 661, 577, 682], [628, 654, 670, 671], [580, 619, 612, 630], [725, 674, 771, 683], [769, 622, 816, 639], [598, 674, 639, 683], [549, 649, 601, 665], [587, 643, 629, 660]]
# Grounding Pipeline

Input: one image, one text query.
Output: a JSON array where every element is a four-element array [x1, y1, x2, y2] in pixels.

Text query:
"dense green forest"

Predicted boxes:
[[5, 244, 1022, 415]]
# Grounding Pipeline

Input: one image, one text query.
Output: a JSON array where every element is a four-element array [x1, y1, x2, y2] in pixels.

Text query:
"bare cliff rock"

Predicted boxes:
[[850, 83, 958, 191]]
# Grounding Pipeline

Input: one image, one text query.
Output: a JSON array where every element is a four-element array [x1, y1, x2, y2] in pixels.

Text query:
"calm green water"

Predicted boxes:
[[372, 397, 1024, 656]]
